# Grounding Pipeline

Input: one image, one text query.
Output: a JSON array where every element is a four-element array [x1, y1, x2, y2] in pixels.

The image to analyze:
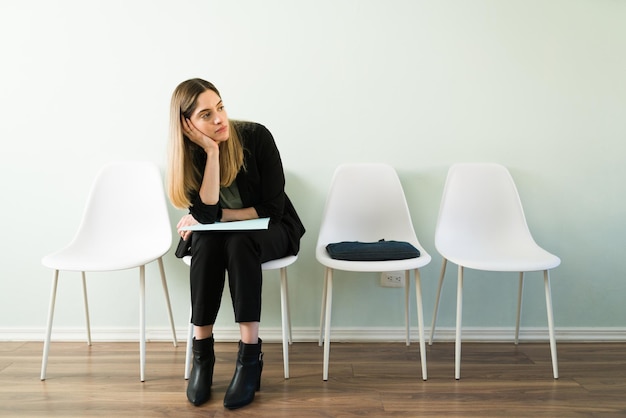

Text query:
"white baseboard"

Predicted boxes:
[[2, 326, 626, 343]]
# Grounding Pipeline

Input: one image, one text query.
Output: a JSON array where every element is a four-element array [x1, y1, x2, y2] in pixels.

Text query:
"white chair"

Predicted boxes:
[[429, 163, 561, 380], [316, 163, 431, 381], [182, 254, 296, 379], [40, 161, 177, 382]]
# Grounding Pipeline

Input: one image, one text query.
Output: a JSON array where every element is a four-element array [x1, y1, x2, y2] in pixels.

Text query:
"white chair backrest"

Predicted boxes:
[[317, 163, 418, 248], [435, 163, 535, 258], [70, 161, 172, 260]]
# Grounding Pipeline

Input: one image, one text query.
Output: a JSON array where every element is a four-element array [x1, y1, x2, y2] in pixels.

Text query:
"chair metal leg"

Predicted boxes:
[[157, 257, 177, 347], [544, 270, 559, 379], [139, 265, 146, 382], [455, 265, 464, 380], [81, 272, 92, 346], [429, 258, 448, 345], [279, 267, 290, 379], [282, 268, 293, 345], [404, 270, 410, 346], [41, 270, 59, 381], [322, 269, 333, 381], [184, 318, 193, 380], [515, 272, 524, 345], [414, 268, 427, 380], [318, 267, 330, 347]]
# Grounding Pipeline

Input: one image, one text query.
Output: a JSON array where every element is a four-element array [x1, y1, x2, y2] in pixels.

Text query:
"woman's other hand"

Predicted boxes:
[[177, 214, 199, 241]]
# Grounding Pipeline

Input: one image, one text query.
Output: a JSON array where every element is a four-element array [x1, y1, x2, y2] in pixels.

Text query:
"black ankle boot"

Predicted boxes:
[[187, 336, 215, 406], [223, 339, 263, 409]]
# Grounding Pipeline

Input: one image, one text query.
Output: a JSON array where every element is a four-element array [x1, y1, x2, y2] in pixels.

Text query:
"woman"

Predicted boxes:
[[167, 78, 305, 409]]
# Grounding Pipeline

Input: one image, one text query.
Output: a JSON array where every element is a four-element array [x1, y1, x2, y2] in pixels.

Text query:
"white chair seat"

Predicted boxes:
[[444, 248, 560, 272], [317, 254, 430, 273], [43, 247, 163, 271], [261, 254, 298, 270]]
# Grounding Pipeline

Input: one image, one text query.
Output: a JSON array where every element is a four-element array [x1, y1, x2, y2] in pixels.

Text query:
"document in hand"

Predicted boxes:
[[179, 217, 270, 231]]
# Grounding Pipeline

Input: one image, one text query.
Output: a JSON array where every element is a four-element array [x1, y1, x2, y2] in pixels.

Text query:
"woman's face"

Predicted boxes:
[[189, 89, 230, 143]]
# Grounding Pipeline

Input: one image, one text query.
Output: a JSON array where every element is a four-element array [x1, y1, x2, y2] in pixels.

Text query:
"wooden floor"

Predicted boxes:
[[1, 340, 625, 417]]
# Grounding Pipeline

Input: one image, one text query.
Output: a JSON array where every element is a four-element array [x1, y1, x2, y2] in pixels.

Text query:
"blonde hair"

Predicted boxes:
[[167, 79, 244, 209]]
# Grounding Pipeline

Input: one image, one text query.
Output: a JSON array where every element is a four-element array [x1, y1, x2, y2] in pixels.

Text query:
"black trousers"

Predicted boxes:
[[189, 222, 291, 326]]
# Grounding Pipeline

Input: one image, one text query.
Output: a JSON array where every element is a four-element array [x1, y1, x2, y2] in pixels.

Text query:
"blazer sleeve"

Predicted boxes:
[[187, 151, 222, 224], [188, 192, 222, 224]]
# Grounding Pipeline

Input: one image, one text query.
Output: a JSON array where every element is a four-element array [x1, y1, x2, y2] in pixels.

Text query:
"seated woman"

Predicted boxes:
[[166, 78, 305, 409]]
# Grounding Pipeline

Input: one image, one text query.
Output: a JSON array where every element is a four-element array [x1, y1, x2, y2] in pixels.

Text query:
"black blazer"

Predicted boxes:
[[188, 122, 305, 255]]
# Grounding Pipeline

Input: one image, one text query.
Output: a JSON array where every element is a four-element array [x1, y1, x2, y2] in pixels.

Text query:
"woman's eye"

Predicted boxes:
[[201, 113, 211, 119], [218, 105, 225, 111]]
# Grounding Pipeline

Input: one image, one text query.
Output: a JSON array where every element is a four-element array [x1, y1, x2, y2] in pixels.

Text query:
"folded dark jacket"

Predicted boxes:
[[175, 235, 192, 258], [326, 239, 420, 261]]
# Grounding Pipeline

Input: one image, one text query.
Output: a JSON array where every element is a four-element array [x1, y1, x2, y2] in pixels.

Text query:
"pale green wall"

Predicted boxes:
[[1, 0, 624, 339]]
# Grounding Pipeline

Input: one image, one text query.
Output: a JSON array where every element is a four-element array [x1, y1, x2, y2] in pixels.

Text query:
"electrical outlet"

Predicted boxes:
[[380, 271, 405, 288]]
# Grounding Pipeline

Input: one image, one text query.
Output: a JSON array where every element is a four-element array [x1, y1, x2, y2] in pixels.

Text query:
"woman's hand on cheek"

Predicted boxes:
[[181, 117, 219, 153]]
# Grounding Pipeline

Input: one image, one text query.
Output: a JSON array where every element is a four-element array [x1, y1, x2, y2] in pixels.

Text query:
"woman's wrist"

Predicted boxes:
[[204, 145, 219, 155]]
